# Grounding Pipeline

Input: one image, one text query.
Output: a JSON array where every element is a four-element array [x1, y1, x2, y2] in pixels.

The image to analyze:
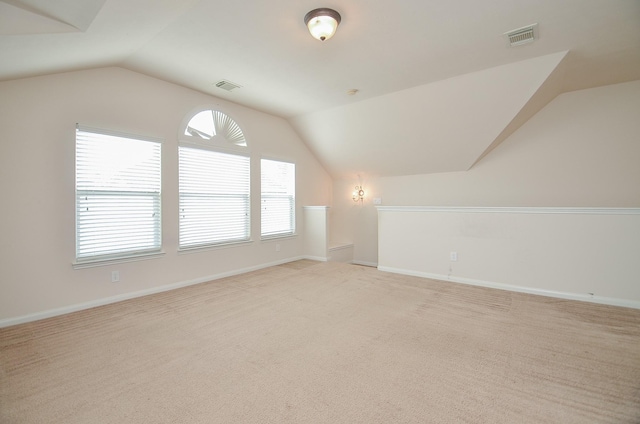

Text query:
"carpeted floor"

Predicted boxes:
[[1, 260, 639, 423]]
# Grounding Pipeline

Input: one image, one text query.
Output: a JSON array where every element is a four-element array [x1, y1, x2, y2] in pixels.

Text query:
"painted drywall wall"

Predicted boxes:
[[302, 206, 329, 261], [378, 207, 640, 306], [0, 67, 332, 323], [331, 80, 640, 268]]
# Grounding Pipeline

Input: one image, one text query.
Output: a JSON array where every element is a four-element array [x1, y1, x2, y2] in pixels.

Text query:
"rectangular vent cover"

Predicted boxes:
[[215, 80, 241, 91], [504, 23, 538, 47]]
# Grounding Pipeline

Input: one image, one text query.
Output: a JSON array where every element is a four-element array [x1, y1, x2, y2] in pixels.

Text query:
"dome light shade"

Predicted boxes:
[[304, 8, 341, 41]]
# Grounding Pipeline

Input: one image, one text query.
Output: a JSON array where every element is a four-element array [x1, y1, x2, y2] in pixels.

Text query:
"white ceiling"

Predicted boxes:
[[1, 0, 639, 178]]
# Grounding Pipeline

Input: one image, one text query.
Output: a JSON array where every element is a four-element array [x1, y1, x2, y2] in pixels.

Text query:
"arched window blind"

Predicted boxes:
[[261, 159, 295, 238], [75, 126, 162, 261], [184, 110, 247, 146]]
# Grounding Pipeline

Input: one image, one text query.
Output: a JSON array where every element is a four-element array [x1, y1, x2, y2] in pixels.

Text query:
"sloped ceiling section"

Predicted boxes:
[[290, 51, 568, 179], [0, 0, 106, 34], [0, 0, 201, 79]]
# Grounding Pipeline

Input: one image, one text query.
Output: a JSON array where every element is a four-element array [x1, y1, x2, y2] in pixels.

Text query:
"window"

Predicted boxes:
[[261, 159, 295, 238], [179, 109, 250, 249], [179, 147, 250, 248], [75, 126, 161, 262]]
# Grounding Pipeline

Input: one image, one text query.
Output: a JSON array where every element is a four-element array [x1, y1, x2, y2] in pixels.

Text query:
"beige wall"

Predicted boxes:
[[2, 70, 638, 323], [377, 207, 640, 306], [0, 67, 332, 323], [302, 206, 329, 261], [331, 80, 640, 266]]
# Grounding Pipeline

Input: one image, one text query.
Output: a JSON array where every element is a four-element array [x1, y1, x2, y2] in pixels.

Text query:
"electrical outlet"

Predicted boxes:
[[276, 243, 281, 252], [450, 252, 458, 262], [111, 270, 120, 283], [373, 197, 382, 205]]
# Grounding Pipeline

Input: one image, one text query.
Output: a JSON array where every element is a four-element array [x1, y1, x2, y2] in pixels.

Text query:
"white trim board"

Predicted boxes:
[[378, 266, 640, 310], [329, 243, 353, 251], [303, 255, 329, 262], [376, 206, 640, 215], [353, 260, 378, 268], [302, 206, 330, 211]]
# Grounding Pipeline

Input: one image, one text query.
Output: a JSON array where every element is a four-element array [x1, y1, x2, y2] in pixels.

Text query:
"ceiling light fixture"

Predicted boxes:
[[304, 8, 341, 41]]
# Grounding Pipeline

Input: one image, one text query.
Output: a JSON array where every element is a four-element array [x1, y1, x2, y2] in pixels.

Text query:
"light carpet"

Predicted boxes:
[[1, 260, 639, 423]]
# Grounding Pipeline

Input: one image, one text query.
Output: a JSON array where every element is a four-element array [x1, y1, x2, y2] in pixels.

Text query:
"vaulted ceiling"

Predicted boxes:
[[1, 0, 639, 178]]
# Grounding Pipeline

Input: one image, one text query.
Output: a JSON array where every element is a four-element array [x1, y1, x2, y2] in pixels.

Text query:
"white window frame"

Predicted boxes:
[[261, 158, 295, 239], [74, 125, 163, 267]]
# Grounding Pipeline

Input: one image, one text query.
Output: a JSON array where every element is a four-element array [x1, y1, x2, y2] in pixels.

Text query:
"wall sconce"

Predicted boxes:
[[304, 8, 341, 41], [352, 185, 365, 203]]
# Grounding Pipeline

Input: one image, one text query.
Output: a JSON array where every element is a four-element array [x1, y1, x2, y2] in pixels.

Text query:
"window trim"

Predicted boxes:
[[74, 125, 163, 265], [177, 239, 253, 254], [72, 251, 166, 270]]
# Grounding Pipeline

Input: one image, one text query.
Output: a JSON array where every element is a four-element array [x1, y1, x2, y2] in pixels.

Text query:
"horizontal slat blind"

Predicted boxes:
[[261, 159, 295, 238], [76, 127, 161, 260], [179, 146, 250, 248]]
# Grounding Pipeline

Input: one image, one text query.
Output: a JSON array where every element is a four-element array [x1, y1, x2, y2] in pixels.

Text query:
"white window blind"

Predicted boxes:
[[179, 146, 250, 248], [261, 159, 295, 238], [75, 126, 162, 261]]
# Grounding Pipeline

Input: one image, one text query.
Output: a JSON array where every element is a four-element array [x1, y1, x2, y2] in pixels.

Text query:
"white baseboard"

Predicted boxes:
[[9, 259, 634, 328], [377, 266, 640, 310], [303, 255, 328, 262], [0, 256, 307, 328], [329, 243, 354, 251], [353, 260, 378, 268]]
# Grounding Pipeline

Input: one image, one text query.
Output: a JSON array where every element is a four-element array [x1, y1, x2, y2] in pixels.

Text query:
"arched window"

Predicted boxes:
[[178, 109, 250, 249], [183, 110, 247, 146]]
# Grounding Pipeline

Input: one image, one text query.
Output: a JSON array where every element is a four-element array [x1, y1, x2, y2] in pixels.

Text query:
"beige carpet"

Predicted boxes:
[[1, 260, 639, 423]]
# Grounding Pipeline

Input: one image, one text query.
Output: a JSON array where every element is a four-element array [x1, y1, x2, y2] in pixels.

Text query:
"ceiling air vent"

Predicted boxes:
[[215, 80, 241, 91], [504, 23, 538, 47]]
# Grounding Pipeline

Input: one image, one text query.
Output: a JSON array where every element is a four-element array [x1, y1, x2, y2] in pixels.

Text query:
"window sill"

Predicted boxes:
[[73, 251, 166, 269], [178, 239, 253, 254], [261, 233, 298, 242]]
